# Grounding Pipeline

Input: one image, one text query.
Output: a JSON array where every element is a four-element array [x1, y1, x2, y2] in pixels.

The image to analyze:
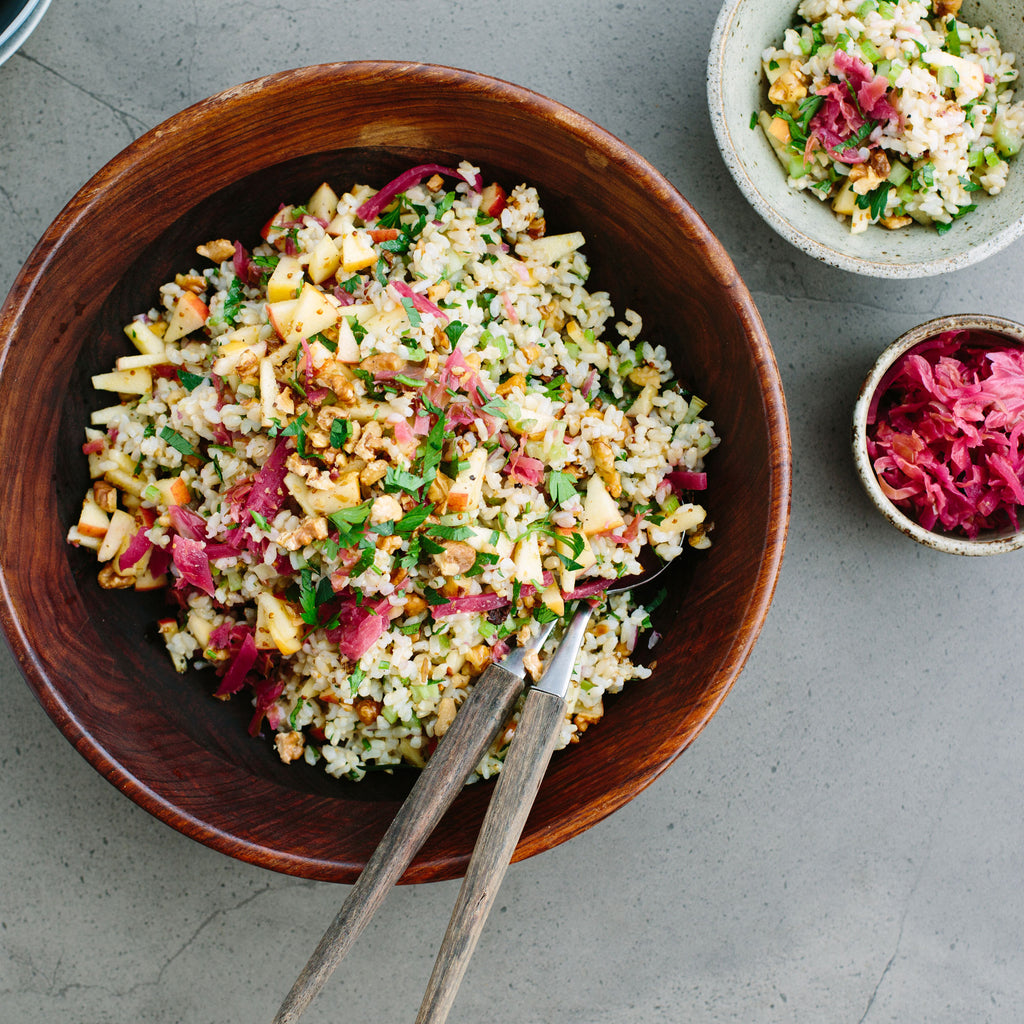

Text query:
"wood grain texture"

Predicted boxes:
[[415, 687, 567, 1024], [272, 661, 525, 1024], [0, 62, 791, 883]]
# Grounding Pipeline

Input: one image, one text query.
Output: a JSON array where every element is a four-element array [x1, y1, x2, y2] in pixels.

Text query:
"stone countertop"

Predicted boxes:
[[1, 2, 1021, 1022]]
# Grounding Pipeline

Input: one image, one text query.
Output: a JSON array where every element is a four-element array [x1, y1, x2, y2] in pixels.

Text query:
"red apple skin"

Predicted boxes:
[[261, 205, 294, 240], [179, 291, 210, 323], [480, 183, 507, 218]]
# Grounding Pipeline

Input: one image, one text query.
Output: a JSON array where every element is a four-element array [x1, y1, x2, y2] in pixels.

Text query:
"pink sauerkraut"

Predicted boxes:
[[866, 331, 1024, 538]]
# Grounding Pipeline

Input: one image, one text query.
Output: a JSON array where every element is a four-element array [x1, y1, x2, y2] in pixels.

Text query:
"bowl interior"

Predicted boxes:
[[852, 314, 1024, 554], [0, 63, 790, 881], [709, 0, 1024, 277]]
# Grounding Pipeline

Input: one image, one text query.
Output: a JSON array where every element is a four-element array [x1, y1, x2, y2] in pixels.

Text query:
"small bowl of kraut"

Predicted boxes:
[[709, 0, 1024, 277], [853, 313, 1024, 554], [0, 62, 790, 883]]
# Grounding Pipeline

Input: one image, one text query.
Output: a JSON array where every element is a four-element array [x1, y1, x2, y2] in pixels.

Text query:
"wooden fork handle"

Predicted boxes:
[[272, 662, 526, 1024], [415, 686, 566, 1024]]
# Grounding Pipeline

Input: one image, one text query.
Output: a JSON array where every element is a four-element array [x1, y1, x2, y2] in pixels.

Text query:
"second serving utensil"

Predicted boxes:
[[272, 620, 555, 1024]]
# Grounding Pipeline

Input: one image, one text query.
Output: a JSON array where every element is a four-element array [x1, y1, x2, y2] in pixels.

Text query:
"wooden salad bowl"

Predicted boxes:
[[0, 62, 790, 883]]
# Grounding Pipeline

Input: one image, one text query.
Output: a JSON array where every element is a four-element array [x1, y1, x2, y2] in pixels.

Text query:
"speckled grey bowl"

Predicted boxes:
[[0, 0, 51, 67], [708, 0, 1024, 278], [853, 314, 1024, 555]]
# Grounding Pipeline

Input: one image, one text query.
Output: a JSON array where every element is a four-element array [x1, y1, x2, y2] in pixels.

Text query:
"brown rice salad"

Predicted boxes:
[[67, 161, 718, 781]]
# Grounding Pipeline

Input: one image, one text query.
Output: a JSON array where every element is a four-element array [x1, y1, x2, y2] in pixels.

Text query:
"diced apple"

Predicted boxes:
[[285, 471, 362, 516], [66, 525, 101, 551], [554, 527, 596, 594], [628, 384, 656, 417], [211, 326, 266, 375], [832, 178, 857, 216], [284, 284, 340, 343], [91, 368, 153, 395], [540, 581, 565, 617], [116, 352, 171, 370], [103, 467, 146, 499], [124, 320, 166, 356], [307, 182, 340, 222], [514, 231, 585, 265], [187, 609, 215, 649], [580, 475, 625, 536], [335, 317, 362, 363], [658, 503, 707, 536], [261, 205, 296, 241], [479, 182, 507, 218], [133, 562, 168, 591], [266, 255, 304, 302], [340, 232, 377, 272], [445, 448, 488, 515], [260, 357, 279, 426], [97, 509, 135, 562], [266, 298, 299, 341], [255, 592, 304, 655], [307, 235, 341, 284], [77, 495, 111, 539], [163, 291, 209, 343], [90, 404, 129, 427], [155, 475, 191, 507], [512, 532, 544, 586]]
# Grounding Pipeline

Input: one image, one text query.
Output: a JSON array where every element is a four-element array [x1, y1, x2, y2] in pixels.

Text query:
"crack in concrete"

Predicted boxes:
[[14, 52, 147, 140]]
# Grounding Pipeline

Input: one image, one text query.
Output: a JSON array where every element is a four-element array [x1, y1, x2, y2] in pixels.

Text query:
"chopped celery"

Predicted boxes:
[[381, 705, 399, 725], [887, 161, 911, 186], [859, 38, 882, 64], [660, 494, 681, 515], [789, 154, 815, 179], [855, 0, 878, 17], [936, 65, 959, 91], [683, 395, 708, 424], [993, 118, 1023, 158], [878, 0, 897, 17], [875, 59, 891, 81], [410, 683, 439, 702]]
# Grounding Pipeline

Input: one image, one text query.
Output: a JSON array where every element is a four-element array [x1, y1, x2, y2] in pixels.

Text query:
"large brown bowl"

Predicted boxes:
[[0, 62, 790, 883]]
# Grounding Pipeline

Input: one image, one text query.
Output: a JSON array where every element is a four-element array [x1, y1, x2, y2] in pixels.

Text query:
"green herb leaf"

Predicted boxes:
[[384, 466, 426, 495], [348, 665, 366, 694], [329, 418, 352, 448], [222, 276, 246, 327], [176, 369, 205, 392], [547, 470, 578, 506], [251, 510, 270, 532], [945, 17, 961, 56], [427, 523, 472, 541], [159, 426, 198, 459], [445, 320, 468, 346], [328, 503, 372, 528]]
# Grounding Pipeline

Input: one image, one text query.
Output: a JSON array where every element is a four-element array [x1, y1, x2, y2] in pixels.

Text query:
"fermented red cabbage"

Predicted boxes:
[[866, 330, 1024, 537]]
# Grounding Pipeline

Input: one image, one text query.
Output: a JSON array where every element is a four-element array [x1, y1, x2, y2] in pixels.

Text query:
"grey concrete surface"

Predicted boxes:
[[1, 2, 1022, 1022]]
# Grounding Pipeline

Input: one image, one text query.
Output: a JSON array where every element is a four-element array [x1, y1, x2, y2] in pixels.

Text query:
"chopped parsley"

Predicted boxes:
[[222, 276, 246, 326], [176, 369, 205, 392], [160, 426, 198, 459], [547, 470, 578, 506]]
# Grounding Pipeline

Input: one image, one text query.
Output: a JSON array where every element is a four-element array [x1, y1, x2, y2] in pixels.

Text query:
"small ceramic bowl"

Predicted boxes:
[[852, 314, 1024, 555], [707, 0, 1024, 278]]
